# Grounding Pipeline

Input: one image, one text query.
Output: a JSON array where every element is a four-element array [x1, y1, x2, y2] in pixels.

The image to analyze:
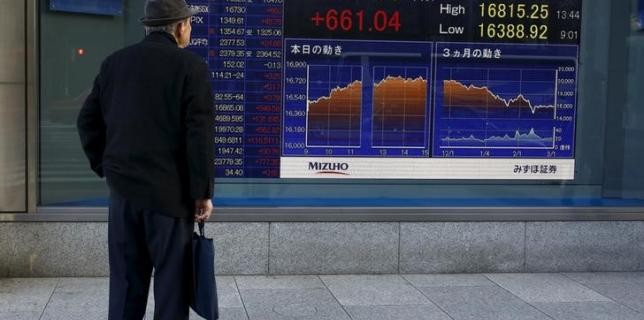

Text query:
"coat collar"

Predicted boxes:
[[144, 31, 179, 46]]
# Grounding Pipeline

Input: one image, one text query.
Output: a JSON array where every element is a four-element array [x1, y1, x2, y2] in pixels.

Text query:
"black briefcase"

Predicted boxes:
[[190, 222, 219, 320]]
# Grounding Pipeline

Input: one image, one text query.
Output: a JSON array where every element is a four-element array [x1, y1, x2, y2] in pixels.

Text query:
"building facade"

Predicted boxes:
[[1, 0, 643, 277]]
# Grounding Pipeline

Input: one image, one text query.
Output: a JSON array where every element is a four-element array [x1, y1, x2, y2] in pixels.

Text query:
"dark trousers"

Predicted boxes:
[[108, 190, 194, 320]]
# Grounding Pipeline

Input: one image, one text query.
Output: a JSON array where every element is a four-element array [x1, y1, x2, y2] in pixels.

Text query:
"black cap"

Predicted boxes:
[[140, 0, 196, 26]]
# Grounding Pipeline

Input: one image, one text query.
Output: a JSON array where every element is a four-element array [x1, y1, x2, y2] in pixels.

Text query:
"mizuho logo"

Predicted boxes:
[[308, 162, 350, 175]]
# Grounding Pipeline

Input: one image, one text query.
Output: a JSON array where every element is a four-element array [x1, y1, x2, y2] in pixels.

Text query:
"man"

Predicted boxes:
[[76, 0, 214, 319]]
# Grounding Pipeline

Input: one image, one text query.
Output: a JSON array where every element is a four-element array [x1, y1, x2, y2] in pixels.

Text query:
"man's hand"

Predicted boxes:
[[194, 199, 213, 223]]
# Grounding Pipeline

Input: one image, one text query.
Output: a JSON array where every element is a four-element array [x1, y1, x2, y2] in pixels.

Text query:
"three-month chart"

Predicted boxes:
[[433, 43, 578, 158]]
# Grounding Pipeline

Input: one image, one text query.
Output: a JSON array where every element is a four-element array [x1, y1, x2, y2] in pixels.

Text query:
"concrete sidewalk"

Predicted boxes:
[[1, 273, 644, 320]]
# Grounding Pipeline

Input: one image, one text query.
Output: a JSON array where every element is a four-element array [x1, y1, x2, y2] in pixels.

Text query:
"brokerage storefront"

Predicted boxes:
[[1, 0, 643, 276]]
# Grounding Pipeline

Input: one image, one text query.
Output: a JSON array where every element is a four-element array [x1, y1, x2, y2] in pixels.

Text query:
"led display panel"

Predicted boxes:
[[187, 0, 582, 179]]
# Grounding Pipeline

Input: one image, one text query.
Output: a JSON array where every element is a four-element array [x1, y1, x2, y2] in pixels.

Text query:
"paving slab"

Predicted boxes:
[[186, 308, 249, 320], [345, 305, 453, 320], [144, 277, 243, 318], [0, 311, 42, 320], [485, 273, 611, 303], [217, 276, 244, 308], [532, 301, 643, 320], [239, 288, 351, 320], [419, 285, 552, 320], [320, 275, 430, 306], [46, 278, 108, 309], [0, 278, 58, 313], [235, 275, 325, 290], [40, 306, 108, 320], [580, 282, 644, 313], [403, 274, 494, 287]]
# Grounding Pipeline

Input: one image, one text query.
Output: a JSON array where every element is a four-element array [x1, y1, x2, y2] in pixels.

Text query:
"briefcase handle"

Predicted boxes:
[[198, 222, 205, 237]]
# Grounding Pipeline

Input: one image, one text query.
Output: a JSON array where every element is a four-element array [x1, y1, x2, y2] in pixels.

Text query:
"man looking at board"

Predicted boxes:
[[76, 0, 214, 319]]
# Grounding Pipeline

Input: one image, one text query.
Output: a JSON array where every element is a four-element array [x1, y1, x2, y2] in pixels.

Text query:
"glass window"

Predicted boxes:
[[40, 0, 143, 206], [39, 0, 644, 209]]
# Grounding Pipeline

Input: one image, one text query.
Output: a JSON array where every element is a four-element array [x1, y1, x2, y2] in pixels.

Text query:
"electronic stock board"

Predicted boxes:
[[187, 0, 582, 179]]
